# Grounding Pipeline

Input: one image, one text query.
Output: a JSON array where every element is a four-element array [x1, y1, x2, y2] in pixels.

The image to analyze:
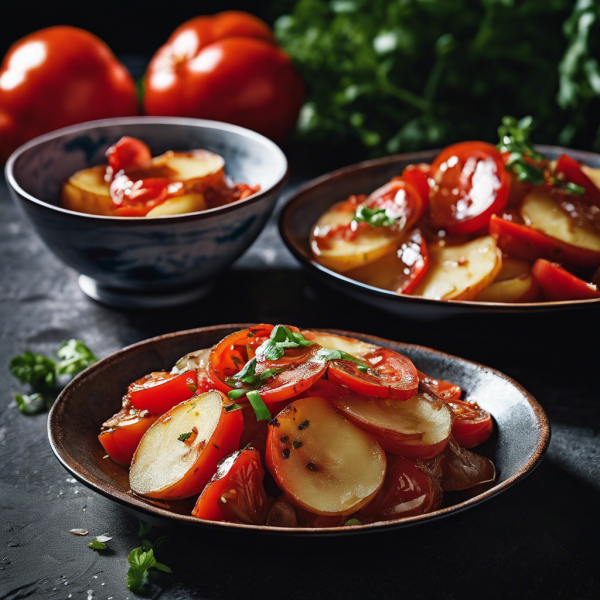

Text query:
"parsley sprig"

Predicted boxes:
[[127, 522, 171, 594], [256, 325, 315, 361], [9, 340, 98, 414], [354, 204, 397, 228]]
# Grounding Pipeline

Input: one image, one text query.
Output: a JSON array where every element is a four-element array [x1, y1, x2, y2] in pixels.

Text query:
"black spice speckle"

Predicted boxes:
[[279, 435, 289, 444], [292, 440, 303, 449], [306, 462, 318, 471], [269, 418, 280, 427], [299, 420, 310, 430], [282, 448, 291, 459]]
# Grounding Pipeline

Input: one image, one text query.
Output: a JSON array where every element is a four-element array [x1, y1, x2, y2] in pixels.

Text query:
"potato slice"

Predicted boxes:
[[267, 396, 386, 516], [146, 193, 207, 217], [301, 330, 378, 359], [61, 165, 113, 216], [476, 272, 539, 303], [521, 188, 600, 253], [412, 236, 502, 300], [581, 165, 600, 191], [311, 199, 400, 273], [129, 391, 243, 500], [327, 389, 453, 458]]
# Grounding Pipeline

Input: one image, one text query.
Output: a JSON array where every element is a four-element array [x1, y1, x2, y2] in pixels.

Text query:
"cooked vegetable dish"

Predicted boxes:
[[99, 325, 495, 528], [310, 117, 600, 302]]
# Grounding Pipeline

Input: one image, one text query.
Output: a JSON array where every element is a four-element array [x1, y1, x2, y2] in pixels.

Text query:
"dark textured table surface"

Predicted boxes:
[[1, 143, 599, 600]]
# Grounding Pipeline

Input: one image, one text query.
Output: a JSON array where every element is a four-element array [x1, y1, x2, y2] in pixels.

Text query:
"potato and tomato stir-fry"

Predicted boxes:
[[99, 325, 495, 528], [310, 117, 600, 303], [61, 136, 259, 217]]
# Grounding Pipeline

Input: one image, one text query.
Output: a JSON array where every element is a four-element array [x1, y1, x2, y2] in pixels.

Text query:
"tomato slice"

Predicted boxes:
[[447, 400, 493, 448], [192, 447, 268, 524], [358, 455, 442, 523], [554, 154, 600, 208], [401, 164, 430, 216], [440, 437, 496, 491], [98, 407, 159, 467], [209, 325, 275, 393], [417, 369, 462, 401], [109, 174, 173, 213], [127, 370, 198, 415], [531, 259, 600, 301], [106, 136, 152, 174], [396, 229, 429, 294], [489, 214, 600, 268], [428, 141, 509, 235], [327, 347, 418, 400], [366, 178, 423, 230]]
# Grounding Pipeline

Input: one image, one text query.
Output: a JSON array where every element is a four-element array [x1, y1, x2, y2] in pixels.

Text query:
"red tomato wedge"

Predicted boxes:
[[417, 369, 462, 401], [396, 229, 429, 294], [428, 142, 509, 235], [366, 178, 423, 231], [440, 437, 496, 491], [127, 370, 198, 415], [531, 259, 600, 301], [327, 347, 418, 400], [490, 214, 600, 268], [448, 400, 493, 448], [106, 136, 152, 174], [358, 455, 442, 523], [98, 408, 159, 467], [554, 154, 600, 208], [209, 324, 275, 392], [192, 447, 268, 524], [401, 165, 430, 215]]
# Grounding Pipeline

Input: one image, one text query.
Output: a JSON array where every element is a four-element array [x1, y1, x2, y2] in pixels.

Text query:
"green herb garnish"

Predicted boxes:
[[224, 402, 243, 412], [354, 204, 397, 228], [177, 432, 192, 442], [344, 518, 361, 526], [9, 340, 97, 415], [227, 389, 249, 401], [126, 546, 171, 594], [246, 391, 271, 421], [138, 521, 152, 537], [256, 325, 315, 361], [88, 540, 107, 550], [314, 348, 369, 371]]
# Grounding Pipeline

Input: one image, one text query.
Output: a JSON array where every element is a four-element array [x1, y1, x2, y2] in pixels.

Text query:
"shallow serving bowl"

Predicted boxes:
[[48, 324, 550, 539], [5, 117, 288, 308], [279, 146, 600, 319]]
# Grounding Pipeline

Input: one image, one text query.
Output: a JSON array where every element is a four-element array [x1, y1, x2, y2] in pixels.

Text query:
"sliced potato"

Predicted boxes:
[[327, 389, 453, 458], [267, 396, 386, 516], [129, 391, 243, 500], [311, 199, 400, 273], [61, 165, 113, 216], [412, 236, 502, 300], [495, 257, 531, 281], [476, 272, 539, 303], [301, 330, 378, 358], [521, 188, 600, 253], [581, 165, 600, 191], [146, 193, 207, 217]]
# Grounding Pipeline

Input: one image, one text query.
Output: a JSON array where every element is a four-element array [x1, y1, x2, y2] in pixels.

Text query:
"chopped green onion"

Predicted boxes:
[[227, 389, 248, 400], [224, 403, 243, 413], [246, 391, 271, 421]]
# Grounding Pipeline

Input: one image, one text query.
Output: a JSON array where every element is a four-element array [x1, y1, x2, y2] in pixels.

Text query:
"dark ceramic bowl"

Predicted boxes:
[[48, 324, 550, 538], [5, 117, 288, 307], [279, 146, 600, 319]]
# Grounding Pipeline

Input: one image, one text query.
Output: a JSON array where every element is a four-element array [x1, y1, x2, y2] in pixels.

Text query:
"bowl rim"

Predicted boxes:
[[5, 116, 289, 224], [48, 323, 551, 537], [278, 145, 600, 311]]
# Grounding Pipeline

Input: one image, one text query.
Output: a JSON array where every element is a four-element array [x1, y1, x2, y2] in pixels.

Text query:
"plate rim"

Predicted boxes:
[[48, 323, 551, 536], [278, 145, 600, 312]]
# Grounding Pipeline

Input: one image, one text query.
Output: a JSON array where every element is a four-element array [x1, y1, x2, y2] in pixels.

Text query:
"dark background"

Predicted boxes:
[[1, 1, 281, 57]]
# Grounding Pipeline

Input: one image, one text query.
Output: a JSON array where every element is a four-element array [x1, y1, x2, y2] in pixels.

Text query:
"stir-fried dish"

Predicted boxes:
[[99, 325, 495, 528]]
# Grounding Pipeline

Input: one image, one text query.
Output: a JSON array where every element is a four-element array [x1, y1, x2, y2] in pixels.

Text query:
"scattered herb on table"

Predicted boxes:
[[9, 340, 97, 414], [127, 532, 171, 594]]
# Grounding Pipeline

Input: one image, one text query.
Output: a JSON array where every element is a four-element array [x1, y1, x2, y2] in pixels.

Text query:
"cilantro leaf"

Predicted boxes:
[[14, 393, 48, 415], [177, 432, 192, 442], [314, 348, 369, 371], [88, 540, 107, 550], [354, 204, 397, 228], [256, 326, 315, 361], [10, 352, 57, 390], [126, 546, 171, 593]]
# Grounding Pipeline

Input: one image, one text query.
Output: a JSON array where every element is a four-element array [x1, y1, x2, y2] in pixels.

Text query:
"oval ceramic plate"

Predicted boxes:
[[48, 324, 549, 537], [279, 146, 600, 320]]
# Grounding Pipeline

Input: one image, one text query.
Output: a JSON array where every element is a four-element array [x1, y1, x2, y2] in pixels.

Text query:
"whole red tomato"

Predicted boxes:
[[0, 26, 138, 162], [144, 11, 305, 141]]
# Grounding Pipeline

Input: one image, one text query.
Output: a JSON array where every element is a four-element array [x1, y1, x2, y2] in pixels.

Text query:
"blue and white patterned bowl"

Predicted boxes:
[[5, 117, 288, 307]]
